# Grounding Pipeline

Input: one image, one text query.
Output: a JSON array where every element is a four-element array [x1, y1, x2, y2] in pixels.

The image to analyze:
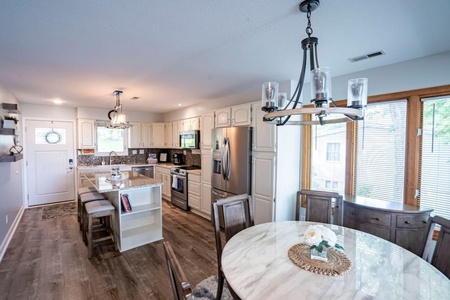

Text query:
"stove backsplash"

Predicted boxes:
[[77, 148, 201, 167]]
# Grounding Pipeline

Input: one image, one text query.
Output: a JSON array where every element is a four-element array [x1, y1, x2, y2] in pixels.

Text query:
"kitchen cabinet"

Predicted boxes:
[[200, 111, 214, 149], [77, 119, 95, 149], [200, 149, 212, 217], [188, 173, 201, 210], [214, 103, 252, 128], [151, 123, 165, 148], [164, 122, 173, 148], [179, 117, 200, 132], [172, 121, 179, 148], [155, 166, 171, 200], [129, 122, 152, 148], [251, 101, 301, 225], [201, 183, 211, 216], [343, 199, 432, 256]]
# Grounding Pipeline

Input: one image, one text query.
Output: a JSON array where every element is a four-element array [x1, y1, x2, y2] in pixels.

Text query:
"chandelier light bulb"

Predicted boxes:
[[347, 78, 368, 108]]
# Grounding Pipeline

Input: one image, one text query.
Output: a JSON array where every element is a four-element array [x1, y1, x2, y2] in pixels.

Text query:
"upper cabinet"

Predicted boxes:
[[179, 117, 200, 132], [172, 121, 179, 148], [200, 112, 214, 149], [164, 122, 173, 148], [252, 102, 276, 152], [128, 122, 149, 148], [77, 119, 95, 149], [152, 123, 165, 148], [141, 123, 152, 148], [215, 103, 252, 128]]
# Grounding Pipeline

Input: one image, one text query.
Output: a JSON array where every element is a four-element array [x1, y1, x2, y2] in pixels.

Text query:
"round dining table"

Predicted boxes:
[[221, 221, 450, 300]]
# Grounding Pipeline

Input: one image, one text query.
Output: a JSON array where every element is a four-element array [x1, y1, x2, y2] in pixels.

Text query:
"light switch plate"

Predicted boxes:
[[139, 149, 144, 154], [132, 150, 137, 155]]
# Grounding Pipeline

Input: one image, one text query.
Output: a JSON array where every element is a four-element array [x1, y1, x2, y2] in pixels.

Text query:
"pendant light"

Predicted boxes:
[[108, 90, 132, 129]]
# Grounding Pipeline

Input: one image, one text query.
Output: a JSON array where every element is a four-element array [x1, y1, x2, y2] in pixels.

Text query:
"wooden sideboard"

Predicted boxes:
[[343, 196, 433, 256]]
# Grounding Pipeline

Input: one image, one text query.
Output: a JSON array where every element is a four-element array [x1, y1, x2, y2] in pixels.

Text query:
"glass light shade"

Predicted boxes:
[[112, 113, 127, 126], [261, 82, 279, 112], [311, 67, 332, 105], [347, 78, 368, 108], [278, 92, 287, 109]]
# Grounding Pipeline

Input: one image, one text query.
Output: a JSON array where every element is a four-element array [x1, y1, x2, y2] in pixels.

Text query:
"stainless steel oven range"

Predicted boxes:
[[170, 166, 201, 211]]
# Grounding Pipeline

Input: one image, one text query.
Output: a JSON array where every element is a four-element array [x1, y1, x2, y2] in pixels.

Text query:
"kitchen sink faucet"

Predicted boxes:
[[109, 151, 117, 165]]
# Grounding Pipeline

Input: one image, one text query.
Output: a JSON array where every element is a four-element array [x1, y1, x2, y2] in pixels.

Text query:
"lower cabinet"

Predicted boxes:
[[155, 166, 171, 200], [343, 200, 432, 256], [188, 173, 201, 210], [200, 182, 211, 216]]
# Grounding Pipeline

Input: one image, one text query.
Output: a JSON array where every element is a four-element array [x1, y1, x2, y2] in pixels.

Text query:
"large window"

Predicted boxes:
[[419, 97, 450, 219], [303, 85, 450, 216], [96, 122, 128, 156], [355, 101, 406, 201]]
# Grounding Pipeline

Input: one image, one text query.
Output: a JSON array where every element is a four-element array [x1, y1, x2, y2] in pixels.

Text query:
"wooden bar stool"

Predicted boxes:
[[77, 187, 98, 223], [84, 200, 117, 258], [79, 191, 105, 231]]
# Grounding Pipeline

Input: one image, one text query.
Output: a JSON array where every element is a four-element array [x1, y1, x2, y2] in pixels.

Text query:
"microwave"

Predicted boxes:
[[179, 130, 200, 149]]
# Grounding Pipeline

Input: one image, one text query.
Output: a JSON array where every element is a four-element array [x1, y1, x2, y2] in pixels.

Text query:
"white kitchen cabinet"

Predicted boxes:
[[141, 123, 152, 148], [164, 122, 173, 148], [251, 105, 301, 225], [200, 149, 212, 218], [188, 173, 201, 210], [252, 102, 276, 152], [77, 119, 95, 149], [156, 166, 171, 200], [200, 182, 211, 216], [200, 112, 214, 149], [172, 121, 179, 148], [190, 117, 200, 131], [152, 123, 165, 148], [214, 103, 252, 128], [179, 117, 200, 132], [128, 122, 142, 148]]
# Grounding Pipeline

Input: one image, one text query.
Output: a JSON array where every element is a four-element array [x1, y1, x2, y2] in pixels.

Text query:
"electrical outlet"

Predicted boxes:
[[5, 215, 8, 224], [139, 149, 144, 154], [132, 150, 137, 155]]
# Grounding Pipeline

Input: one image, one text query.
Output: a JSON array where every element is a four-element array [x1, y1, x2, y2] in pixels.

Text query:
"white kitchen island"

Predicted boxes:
[[83, 171, 163, 252]]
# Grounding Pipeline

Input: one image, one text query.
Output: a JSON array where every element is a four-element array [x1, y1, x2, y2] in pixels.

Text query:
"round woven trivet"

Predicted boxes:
[[288, 243, 352, 276]]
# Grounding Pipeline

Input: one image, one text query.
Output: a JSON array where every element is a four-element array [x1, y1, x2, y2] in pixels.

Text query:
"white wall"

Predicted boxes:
[[0, 85, 24, 261], [77, 106, 163, 123]]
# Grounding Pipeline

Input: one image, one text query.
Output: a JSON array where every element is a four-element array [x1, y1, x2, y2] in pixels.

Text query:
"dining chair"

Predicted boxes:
[[296, 189, 344, 226], [421, 215, 450, 279], [163, 241, 194, 300], [213, 194, 254, 300]]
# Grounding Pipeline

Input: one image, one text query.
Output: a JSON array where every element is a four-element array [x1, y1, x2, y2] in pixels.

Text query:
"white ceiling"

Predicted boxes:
[[1, 0, 450, 113]]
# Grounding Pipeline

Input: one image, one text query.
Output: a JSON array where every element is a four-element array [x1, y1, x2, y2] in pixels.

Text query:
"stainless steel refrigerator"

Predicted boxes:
[[211, 126, 252, 226]]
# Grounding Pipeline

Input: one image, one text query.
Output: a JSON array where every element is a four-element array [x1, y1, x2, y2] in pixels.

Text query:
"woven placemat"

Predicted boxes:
[[288, 243, 352, 276]]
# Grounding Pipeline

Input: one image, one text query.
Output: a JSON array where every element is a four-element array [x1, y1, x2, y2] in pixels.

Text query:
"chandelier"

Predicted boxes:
[[107, 90, 132, 129], [262, 0, 368, 126]]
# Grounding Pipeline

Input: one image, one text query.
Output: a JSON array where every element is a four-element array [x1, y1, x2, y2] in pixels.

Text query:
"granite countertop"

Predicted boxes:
[[343, 194, 433, 213], [187, 169, 202, 175], [83, 171, 162, 192]]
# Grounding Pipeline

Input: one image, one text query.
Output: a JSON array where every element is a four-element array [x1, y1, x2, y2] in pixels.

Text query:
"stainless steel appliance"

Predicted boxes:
[[171, 166, 201, 210], [170, 167, 188, 210], [179, 130, 200, 149], [211, 127, 252, 226], [132, 165, 155, 178], [172, 153, 184, 165]]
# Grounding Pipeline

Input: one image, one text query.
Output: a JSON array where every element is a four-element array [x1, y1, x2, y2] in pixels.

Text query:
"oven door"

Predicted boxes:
[[171, 173, 187, 201]]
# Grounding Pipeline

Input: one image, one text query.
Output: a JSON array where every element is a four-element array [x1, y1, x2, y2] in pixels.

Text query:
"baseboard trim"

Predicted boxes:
[[0, 206, 25, 262]]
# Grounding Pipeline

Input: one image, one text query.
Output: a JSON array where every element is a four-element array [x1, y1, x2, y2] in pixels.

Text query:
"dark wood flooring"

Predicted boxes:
[[0, 200, 219, 299]]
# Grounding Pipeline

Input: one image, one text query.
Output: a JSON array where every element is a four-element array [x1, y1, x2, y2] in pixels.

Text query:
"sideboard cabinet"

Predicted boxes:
[[343, 196, 432, 256]]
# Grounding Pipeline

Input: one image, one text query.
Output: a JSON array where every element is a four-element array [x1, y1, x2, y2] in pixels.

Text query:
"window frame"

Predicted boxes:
[[95, 121, 129, 156], [301, 84, 450, 207]]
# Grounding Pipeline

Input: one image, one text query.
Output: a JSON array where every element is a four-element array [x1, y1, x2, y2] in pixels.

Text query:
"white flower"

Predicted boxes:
[[320, 226, 337, 246], [304, 225, 338, 248]]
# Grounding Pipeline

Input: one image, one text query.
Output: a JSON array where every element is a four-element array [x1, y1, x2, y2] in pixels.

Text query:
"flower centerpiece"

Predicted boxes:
[[304, 224, 343, 262]]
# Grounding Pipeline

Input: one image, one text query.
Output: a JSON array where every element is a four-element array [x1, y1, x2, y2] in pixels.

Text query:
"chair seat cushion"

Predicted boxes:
[[78, 186, 97, 195], [85, 200, 114, 214], [80, 192, 105, 203]]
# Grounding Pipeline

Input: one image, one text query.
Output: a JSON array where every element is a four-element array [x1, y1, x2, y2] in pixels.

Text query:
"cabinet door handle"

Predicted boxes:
[[404, 221, 411, 224], [351, 212, 356, 215], [372, 217, 380, 221]]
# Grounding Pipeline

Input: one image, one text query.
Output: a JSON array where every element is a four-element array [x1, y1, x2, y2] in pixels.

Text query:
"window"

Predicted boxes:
[[419, 96, 450, 219], [326, 143, 340, 161], [95, 121, 128, 156], [355, 101, 407, 202], [35, 128, 66, 145]]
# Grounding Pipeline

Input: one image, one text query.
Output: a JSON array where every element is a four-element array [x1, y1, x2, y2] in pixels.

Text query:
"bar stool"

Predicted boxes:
[[84, 200, 117, 258], [79, 191, 105, 231], [77, 186, 98, 223]]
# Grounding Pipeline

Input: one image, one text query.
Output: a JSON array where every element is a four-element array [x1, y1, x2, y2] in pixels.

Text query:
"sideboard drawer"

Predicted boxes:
[[345, 206, 391, 226], [396, 214, 429, 229]]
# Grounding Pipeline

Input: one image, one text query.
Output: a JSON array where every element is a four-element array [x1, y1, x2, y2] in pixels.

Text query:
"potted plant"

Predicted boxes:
[[3, 115, 19, 129]]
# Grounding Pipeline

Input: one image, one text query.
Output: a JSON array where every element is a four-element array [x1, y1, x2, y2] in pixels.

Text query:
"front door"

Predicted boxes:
[[26, 120, 75, 206]]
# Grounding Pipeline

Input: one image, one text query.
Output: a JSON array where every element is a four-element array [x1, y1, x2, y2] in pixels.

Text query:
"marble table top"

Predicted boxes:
[[221, 221, 450, 300], [83, 171, 162, 193]]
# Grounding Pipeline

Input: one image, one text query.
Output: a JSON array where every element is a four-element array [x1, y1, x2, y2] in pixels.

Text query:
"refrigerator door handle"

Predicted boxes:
[[225, 137, 231, 181], [221, 138, 228, 181], [212, 189, 226, 197]]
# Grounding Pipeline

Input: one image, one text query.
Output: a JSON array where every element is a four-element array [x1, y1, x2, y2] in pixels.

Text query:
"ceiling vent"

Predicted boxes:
[[349, 50, 386, 63]]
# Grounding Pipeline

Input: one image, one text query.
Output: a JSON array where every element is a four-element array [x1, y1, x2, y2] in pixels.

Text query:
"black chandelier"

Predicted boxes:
[[262, 0, 368, 126]]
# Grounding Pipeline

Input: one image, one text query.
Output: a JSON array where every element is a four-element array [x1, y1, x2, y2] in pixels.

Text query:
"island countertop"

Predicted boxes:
[[83, 171, 162, 193]]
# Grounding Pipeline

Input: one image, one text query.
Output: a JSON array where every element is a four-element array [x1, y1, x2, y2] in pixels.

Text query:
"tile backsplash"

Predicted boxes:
[[77, 148, 201, 167]]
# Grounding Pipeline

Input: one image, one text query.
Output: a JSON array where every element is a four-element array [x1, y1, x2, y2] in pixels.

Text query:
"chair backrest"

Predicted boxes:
[[421, 215, 450, 279], [213, 194, 254, 269], [163, 241, 194, 300], [296, 189, 344, 225]]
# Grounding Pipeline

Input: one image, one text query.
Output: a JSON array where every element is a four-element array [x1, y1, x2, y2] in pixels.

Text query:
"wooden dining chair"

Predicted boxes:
[[213, 194, 254, 300], [163, 241, 194, 300], [296, 189, 344, 225], [421, 215, 450, 279]]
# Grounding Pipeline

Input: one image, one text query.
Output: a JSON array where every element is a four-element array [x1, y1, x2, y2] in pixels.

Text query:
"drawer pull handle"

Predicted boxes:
[[351, 212, 356, 215], [404, 221, 411, 224], [373, 217, 380, 221]]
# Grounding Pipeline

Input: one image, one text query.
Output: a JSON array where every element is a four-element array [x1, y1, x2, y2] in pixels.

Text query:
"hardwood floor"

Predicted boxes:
[[0, 200, 219, 299]]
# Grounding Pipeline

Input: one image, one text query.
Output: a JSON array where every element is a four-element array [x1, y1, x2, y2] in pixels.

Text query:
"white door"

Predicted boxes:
[[26, 120, 75, 206]]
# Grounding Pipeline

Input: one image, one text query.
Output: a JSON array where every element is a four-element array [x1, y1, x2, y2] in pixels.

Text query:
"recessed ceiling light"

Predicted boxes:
[[52, 98, 63, 105], [178, 104, 182, 106]]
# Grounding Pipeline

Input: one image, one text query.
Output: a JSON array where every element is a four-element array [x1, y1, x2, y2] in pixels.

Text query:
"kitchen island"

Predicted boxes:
[[83, 171, 163, 252]]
